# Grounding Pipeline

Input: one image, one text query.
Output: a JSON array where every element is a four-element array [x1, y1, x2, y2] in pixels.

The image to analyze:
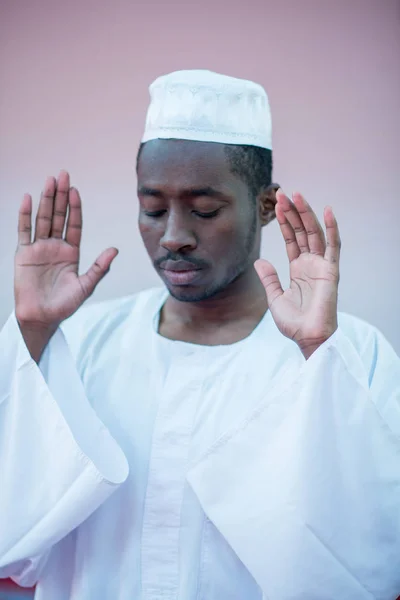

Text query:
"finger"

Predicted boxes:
[[50, 170, 70, 238], [292, 192, 326, 256], [277, 190, 309, 253], [324, 206, 341, 264], [276, 201, 301, 262], [65, 187, 82, 247], [18, 194, 33, 245], [254, 259, 284, 306], [34, 176, 56, 240], [78, 248, 119, 299]]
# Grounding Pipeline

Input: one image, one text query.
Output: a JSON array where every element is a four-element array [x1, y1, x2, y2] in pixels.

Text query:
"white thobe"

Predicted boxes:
[[0, 287, 400, 600]]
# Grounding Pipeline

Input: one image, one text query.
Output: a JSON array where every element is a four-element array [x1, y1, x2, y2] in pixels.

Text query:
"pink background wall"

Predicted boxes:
[[0, 2, 399, 596], [0, 0, 399, 361]]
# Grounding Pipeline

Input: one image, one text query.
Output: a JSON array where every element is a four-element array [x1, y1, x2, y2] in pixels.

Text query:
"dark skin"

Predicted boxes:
[[15, 147, 339, 361], [137, 139, 278, 345]]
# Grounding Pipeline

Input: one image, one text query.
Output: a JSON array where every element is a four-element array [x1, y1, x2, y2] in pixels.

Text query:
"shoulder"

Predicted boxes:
[[61, 287, 167, 359], [338, 311, 380, 351], [337, 311, 399, 387], [338, 311, 391, 353]]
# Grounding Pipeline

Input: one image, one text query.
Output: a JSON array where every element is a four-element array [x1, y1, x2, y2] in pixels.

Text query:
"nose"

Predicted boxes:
[[160, 212, 197, 253]]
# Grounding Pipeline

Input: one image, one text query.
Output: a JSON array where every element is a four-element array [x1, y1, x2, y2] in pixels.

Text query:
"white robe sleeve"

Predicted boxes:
[[187, 327, 400, 600], [0, 314, 129, 587]]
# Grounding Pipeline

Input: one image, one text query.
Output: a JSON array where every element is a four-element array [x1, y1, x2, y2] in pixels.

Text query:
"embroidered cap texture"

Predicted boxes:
[[141, 69, 272, 149]]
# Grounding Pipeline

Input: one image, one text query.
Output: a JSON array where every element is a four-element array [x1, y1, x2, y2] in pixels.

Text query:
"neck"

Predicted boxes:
[[162, 266, 268, 327]]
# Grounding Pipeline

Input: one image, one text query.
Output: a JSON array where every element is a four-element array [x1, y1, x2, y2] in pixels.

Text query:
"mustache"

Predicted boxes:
[[154, 253, 209, 269]]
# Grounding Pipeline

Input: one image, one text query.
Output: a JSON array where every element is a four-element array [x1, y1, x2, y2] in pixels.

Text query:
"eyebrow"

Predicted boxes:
[[137, 186, 228, 200]]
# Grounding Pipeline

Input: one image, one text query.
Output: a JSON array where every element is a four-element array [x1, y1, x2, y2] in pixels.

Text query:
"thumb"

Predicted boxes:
[[254, 259, 284, 306], [79, 247, 119, 299]]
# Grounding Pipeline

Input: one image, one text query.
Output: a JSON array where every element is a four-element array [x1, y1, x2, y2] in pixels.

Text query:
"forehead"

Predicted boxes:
[[137, 139, 239, 191]]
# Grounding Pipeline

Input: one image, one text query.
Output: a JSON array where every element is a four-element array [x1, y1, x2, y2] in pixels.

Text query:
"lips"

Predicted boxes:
[[160, 260, 201, 272], [159, 260, 203, 286]]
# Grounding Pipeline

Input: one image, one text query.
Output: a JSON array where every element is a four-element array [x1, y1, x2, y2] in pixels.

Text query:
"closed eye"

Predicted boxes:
[[194, 209, 221, 219], [144, 209, 221, 219], [143, 210, 166, 218]]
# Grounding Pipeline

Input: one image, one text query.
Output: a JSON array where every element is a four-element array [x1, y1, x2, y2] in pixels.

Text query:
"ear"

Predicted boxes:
[[258, 183, 280, 226]]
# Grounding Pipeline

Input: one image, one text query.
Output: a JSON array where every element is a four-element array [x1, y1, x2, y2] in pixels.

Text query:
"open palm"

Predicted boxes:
[[15, 171, 118, 329], [255, 190, 341, 357]]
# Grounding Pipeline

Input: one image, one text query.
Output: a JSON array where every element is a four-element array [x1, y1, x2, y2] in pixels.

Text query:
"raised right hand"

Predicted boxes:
[[15, 171, 118, 336]]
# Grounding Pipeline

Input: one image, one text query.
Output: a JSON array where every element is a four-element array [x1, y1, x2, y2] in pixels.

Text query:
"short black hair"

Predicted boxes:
[[223, 144, 273, 200], [136, 142, 273, 199]]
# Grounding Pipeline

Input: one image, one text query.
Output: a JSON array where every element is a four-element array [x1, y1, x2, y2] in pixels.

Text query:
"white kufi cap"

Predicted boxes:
[[141, 69, 272, 150]]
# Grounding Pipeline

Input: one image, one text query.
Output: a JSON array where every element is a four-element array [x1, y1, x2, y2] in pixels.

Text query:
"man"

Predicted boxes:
[[0, 69, 399, 600]]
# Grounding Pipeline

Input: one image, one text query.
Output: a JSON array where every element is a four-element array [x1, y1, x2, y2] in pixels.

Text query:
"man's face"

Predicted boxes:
[[137, 139, 261, 302]]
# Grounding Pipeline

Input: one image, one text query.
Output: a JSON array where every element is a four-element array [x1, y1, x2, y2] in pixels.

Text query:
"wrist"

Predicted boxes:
[[17, 321, 59, 364], [297, 329, 337, 360], [299, 342, 326, 360]]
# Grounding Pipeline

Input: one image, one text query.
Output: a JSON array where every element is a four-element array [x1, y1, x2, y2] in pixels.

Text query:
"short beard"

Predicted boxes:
[[167, 205, 258, 303]]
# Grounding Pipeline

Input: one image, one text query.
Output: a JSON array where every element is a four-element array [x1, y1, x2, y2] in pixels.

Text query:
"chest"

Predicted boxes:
[[79, 332, 299, 468], [68, 329, 299, 598]]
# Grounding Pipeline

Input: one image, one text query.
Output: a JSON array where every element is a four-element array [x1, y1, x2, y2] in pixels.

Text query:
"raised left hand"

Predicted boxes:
[[255, 189, 341, 359]]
